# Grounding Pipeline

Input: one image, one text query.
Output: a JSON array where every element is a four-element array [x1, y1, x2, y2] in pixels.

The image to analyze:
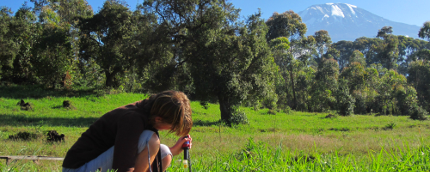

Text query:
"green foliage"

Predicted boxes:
[[78, 0, 135, 88], [336, 79, 355, 116], [0, 7, 14, 80], [376, 26, 399, 70], [408, 60, 430, 112], [1, 6, 38, 84], [314, 30, 332, 61], [419, 21, 430, 41], [144, 0, 277, 122], [31, 8, 73, 88], [267, 109, 277, 115], [229, 108, 249, 125], [382, 122, 396, 130], [410, 105, 429, 121], [266, 11, 307, 41], [310, 58, 339, 112]]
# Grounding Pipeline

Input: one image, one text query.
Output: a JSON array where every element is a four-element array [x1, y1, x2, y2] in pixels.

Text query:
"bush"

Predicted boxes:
[[230, 109, 249, 125], [325, 114, 337, 118], [282, 105, 292, 114], [336, 80, 355, 116], [268, 109, 276, 115], [410, 106, 428, 120], [383, 122, 396, 130]]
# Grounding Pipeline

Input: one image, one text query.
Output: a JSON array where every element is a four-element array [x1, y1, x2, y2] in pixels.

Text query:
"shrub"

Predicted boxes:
[[336, 80, 355, 116], [410, 106, 428, 120], [383, 122, 396, 130], [268, 109, 276, 115], [282, 105, 292, 114], [230, 109, 249, 125], [325, 114, 337, 118]]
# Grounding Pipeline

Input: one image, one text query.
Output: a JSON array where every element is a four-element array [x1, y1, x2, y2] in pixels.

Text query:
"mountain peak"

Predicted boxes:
[[298, 3, 420, 42], [301, 3, 361, 21]]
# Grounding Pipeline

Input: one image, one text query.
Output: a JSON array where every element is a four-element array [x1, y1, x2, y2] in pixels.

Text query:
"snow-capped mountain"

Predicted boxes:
[[298, 3, 421, 42]]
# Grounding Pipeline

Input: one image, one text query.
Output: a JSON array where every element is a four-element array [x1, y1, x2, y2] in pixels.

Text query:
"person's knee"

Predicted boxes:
[[160, 144, 172, 161], [160, 144, 172, 170]]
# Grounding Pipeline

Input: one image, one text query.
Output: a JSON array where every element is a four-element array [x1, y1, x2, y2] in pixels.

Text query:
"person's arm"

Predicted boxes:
[[169, 135, 192, 156], [112, 113, 145, 172]]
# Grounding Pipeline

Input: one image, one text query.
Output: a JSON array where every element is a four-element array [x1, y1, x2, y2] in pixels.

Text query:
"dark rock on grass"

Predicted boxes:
[[17, 99, 33, 111], [17, 99, 25, 106], [62, 100, 76, 110], [325, 114, 336, 118], [47, 130, 65, 142], [8, 132, 38, 141]]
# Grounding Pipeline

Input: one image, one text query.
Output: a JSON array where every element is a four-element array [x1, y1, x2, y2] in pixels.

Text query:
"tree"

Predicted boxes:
[[189, 12, 277, 123], [339, 52, 367, 114], [332, 40, 354, 69], [270, 37, 296, 109], [132, 4, 191, 93], [336, 78, 355, 116], [78, 0, 134, 87], [31, 6, 73, 88], [288, 36, 316, 111], [396, 36, 422, 75], [265, 10, 307, 41], [418, 21, 430, 41], [353, 37, 382, 66], [310, 58, 339, 112], [349, 50, 366, 66], [313, 30, 332, 63], [408, 59, 430, 112], [375, 69, 407, 115], [143, 0, 277, 124], [0, 7, 14, 80], [376, 26, 399, 70], [5, 6, 38, 84]]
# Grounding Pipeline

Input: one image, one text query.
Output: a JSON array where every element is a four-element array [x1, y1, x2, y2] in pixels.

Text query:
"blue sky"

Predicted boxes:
[[2, 0, 429, 26]]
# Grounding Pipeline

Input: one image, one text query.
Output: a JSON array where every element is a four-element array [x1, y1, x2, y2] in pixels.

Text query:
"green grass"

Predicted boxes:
[[0, 85, 429, 171]]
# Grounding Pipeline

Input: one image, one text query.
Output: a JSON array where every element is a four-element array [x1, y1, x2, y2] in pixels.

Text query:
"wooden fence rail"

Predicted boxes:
[[0, 156, 64, 165]]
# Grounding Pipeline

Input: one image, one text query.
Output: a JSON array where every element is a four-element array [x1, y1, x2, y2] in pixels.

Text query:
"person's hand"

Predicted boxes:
[[169, 134, 192, 156]]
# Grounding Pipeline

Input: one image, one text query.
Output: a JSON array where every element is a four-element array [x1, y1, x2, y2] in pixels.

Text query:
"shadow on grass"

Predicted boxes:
[[1, 114, 224, 127], [0, 85, 97, 99], [193, 119, 222, 127], [0, 114, 98, 127]]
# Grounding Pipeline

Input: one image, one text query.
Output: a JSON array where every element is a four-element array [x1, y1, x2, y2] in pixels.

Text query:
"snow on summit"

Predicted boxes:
[[297, 3, 420, 42], [346, 3, 357, 15], [331, 4, 345, 18]]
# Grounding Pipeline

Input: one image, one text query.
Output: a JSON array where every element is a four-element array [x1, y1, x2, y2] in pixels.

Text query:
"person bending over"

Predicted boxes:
[[62, 90, 193, 172]]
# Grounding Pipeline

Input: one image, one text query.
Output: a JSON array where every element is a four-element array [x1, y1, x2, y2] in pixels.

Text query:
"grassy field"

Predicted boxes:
[[0, 85, 429, 171]]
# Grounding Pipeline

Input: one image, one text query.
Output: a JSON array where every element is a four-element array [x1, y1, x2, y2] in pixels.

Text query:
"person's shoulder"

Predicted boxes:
[[106, 100, 143, 114]]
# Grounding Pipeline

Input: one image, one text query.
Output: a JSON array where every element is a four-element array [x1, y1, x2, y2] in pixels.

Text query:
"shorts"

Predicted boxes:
[[62, 130, 172, 172]]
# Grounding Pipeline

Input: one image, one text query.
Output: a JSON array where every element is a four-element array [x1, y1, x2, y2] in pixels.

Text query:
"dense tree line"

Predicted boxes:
[[1, 0, 429, 123]]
